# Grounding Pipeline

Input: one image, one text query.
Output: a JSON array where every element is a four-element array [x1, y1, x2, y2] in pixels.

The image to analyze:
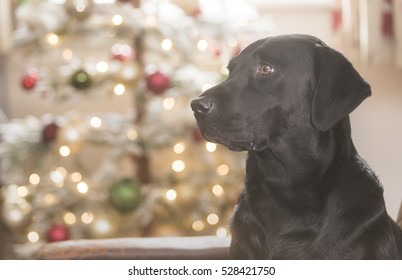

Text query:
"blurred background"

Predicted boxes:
[[0, 0, 401, 259]]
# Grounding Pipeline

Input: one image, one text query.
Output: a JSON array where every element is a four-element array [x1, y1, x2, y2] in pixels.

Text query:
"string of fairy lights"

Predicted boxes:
[[1, 116, 242, 246]]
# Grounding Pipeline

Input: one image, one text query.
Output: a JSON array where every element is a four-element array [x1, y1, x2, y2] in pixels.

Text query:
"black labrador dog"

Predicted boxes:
[[191, 34, 402, 259]]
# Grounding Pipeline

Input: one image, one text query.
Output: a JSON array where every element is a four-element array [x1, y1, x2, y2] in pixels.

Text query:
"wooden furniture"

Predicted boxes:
[[37, 235, 230, 260]]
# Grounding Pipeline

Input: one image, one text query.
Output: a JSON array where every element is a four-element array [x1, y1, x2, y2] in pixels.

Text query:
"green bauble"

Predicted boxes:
[[109, 179, 141, 213], [71, 69, 92, 90]]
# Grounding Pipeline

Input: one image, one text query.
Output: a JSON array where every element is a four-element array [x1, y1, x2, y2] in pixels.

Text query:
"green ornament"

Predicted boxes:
[[109, 179, 140, 213], [71, 69, 92, 90]]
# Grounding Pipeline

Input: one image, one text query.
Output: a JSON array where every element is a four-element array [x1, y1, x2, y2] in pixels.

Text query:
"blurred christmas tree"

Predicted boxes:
[[0, 0, 273, 258]]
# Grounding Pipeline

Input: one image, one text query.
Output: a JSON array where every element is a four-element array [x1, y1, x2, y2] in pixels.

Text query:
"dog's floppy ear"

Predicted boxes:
[[311, 46, 371, 131]]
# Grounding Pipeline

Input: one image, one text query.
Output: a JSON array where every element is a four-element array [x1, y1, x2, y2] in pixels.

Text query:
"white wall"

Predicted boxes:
[[351, 64, 402, 220]]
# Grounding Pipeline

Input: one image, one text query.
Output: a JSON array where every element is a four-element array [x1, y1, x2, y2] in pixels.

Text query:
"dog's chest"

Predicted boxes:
[[247, 189, 322, 258]]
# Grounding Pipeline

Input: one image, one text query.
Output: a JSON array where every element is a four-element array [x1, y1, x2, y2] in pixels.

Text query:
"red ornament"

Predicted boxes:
[[111, 43, 133, 62], [192, 128, 204, 143], [42, 122, 59, 144], [46, 224, 69, 242], [21, 74, 37, 90], [381, 0, 393, 38], [210, 41, 222, 57], [191, 7, 202, 18], [332, 8, 342, 32], [146, 71, 170, 95], [112, 54, 128, 62]]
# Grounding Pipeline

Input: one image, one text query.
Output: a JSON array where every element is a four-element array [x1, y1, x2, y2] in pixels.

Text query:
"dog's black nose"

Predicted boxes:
[[191, 97, 212, 114]]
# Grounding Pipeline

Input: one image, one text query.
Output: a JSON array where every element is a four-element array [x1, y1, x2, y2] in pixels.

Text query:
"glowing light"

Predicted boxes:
[[165, 189, 177, 201], [197, 39, 208, 51], [216, 227, 228, 238], [127, 129, 138, 140], [63, 49, 73, 60], [64, 128, 80, 143], [173, 142, 185, 154], [96, 61, 109, 73], [63, 212, 76, 225], [57, 166, 67, 176], [172, 160, 185, 172], [90, 116, 102, 128], [112, 14, 123, 26], [207, 214, 219, 225], [75, 2, 87, 12], [27, 231, 40, 243], [43, 193, 57, 205], [206, 142, 217, 152], [163, 97, 175, 110], [114, 83, 125, 96], [70, 172, 82, 183], [29, 174, 40, 185], [46, 33, 59, 45], [59, 146, 71, 157], [81, 212, 94, 224], [93, 218, 112, 235], [17, 186, 29, 197], [8, 207, 25, 223], [192, 220, 205, 232], [217, 164, 229, 176], [212, 184, 224, 197], [161, 39, 173, 51], [50, 169, 65, 186], [77, 181, 89, 194]]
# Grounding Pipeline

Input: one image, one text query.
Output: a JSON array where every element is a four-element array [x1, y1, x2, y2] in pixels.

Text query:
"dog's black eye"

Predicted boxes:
[[259, 64, 275, 75]]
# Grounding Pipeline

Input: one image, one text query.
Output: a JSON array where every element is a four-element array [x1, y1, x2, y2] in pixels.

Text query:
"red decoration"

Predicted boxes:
[[42, 122, 59, 144], [382, 0, 393, 38], [332, 8, 342, 32], [111, 43, 133, 62], [112, 54, 129, 62], [146, 71, 170, 94], [21, 75, 37, 90], [210, 41, 222, 57], [46, 225, 69, 242], [190, 7, 202, 18], [192, 128, 204, 143]]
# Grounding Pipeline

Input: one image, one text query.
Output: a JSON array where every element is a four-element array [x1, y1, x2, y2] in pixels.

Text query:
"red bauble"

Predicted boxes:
[[191, 7, 202, 18], [192, 128, 204, 143], [21, 74, 37, 90], [146, 71, 170, 95], [112, 54, 128, 62], [42, 122, 59, 144], [46, 225, 69, 243]]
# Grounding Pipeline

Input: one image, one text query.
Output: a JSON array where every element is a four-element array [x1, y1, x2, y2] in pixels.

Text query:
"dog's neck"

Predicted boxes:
[[245, 117, 356, 195]]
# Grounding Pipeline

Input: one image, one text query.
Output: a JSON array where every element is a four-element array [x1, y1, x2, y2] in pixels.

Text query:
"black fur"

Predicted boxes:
[[191, 34, 402, 259]]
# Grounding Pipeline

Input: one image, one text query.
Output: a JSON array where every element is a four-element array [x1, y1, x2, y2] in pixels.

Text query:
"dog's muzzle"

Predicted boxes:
[[191, 97, 268, 152]]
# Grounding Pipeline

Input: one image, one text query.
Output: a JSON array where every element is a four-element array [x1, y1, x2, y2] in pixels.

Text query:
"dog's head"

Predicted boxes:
[[191, 34, 371, 152]]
